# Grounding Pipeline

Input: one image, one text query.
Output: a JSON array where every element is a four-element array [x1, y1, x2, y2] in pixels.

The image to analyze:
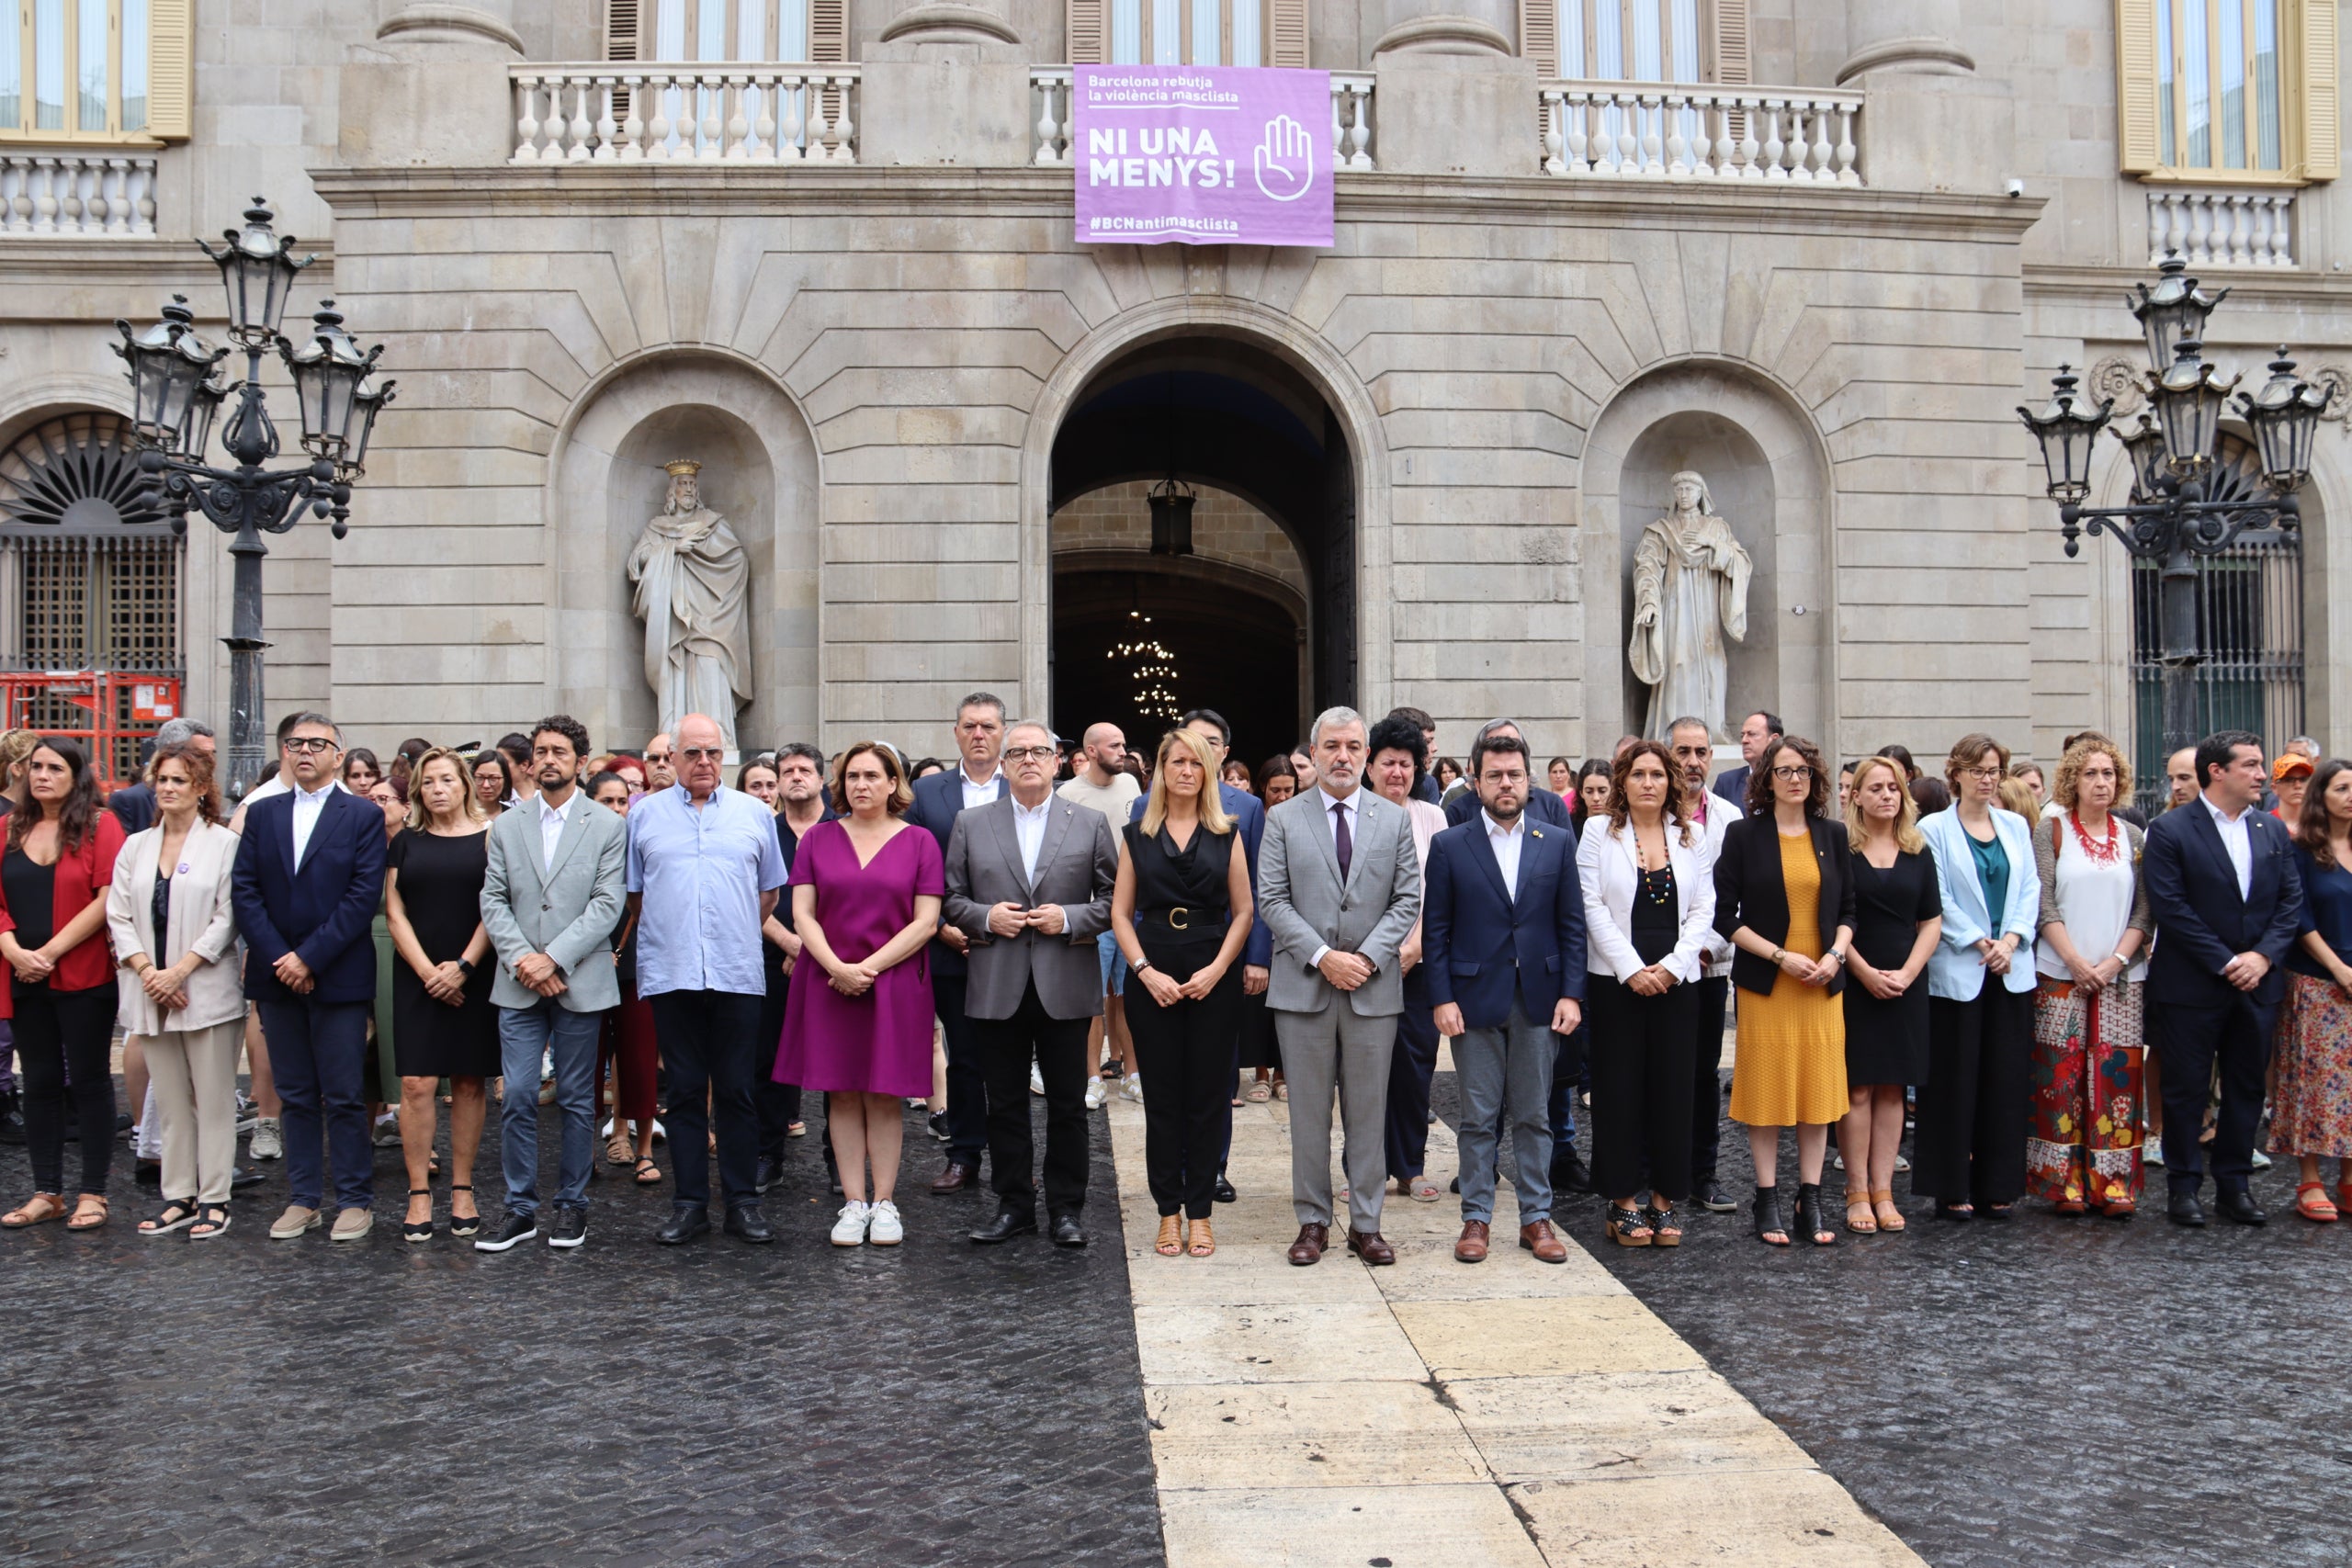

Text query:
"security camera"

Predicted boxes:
[[2005, 177, 2026, 197]]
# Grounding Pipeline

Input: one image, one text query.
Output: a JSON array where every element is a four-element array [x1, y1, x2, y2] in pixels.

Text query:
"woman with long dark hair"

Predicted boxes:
[[2271, 759, 2352, 1220], [470, 751, 513, 820], [0, 738, 127, 1231]]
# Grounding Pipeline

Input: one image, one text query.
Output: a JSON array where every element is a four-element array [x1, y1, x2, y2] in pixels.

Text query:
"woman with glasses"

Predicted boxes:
[[1713, 737, 1853, 1247], [1916, 734, 2041, 1222]]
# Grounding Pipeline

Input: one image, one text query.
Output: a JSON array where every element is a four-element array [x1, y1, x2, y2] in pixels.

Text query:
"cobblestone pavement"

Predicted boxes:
[[0, 1090, 1162, 1568], [1436, 1065, 2352, 1568]]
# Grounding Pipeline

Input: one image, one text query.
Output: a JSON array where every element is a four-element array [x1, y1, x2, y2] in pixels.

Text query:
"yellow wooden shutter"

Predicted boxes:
[[605, 0, 641, 60], [2114, 0, 2164, 173], [1067, 0, 1105, 62], [145, 0, 193, 140], [1708, 0, 1748, 85], [1268, 0, 1307, 68], [2291, 0, 2338, 181], [1520, 0, 1557, 78]]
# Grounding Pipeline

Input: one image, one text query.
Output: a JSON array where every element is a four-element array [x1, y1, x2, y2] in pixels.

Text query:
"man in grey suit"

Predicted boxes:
[[944, 720, 1120, 1248], [1257, 705, 1422, 1266], [474, 715, 628, 1251]]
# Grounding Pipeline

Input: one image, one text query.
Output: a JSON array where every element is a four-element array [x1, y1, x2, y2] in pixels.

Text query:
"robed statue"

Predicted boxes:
[[1628, 470, 1752, 743], [628, 459, 752, 750]]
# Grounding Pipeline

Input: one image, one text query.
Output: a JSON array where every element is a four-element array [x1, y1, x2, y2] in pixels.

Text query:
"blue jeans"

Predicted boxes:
[[497, 1000, 603, 1217], [259, 999, 372, 1213]]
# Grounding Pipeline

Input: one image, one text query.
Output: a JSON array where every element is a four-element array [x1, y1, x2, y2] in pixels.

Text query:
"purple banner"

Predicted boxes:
[[1073, 65, 1334, 248]]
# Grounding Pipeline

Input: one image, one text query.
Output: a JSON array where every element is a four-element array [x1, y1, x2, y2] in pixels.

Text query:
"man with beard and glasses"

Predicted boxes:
[[1668, 716, 1742, 1212]]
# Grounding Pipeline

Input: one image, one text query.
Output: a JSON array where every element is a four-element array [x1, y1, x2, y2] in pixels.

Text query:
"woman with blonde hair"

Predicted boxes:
[[2026, 736, 2152, 1217], [1114, 727, 1254, 1258], [383, 747, 497, 1240], [1839, 755, 1942, 1232]]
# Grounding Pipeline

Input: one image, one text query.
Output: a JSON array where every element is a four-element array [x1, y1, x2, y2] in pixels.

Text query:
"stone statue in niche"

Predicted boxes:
[[1628, 469, 1752, 743], [629, 458, 752, 750]]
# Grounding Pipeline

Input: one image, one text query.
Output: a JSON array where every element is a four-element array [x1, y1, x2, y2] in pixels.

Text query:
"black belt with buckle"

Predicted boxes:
[[1138, 906, 1204, 931]]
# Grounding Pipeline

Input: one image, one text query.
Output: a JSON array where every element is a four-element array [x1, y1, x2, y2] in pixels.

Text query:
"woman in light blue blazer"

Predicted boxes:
[[1916, 734, 2042, 1222]]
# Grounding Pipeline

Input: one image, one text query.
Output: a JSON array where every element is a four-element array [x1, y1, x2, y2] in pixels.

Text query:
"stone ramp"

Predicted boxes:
[[1107, 1069, 1922, 1567]]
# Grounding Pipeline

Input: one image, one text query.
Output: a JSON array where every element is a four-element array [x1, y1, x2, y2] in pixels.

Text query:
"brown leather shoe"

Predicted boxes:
[[1346, 1229, 1396, 1265], [929, 1160, 979, 1195], [1453, 1220, 1490, 1263], [1519, 1218, 1567, 1263], [1286, 1222, 1329, 1266]]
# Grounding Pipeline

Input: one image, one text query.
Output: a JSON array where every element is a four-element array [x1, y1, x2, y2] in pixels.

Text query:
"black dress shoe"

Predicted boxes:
[[930, 1160, 980, 1195], [755, 1156, 783, 1195], [2167, 1190, 2209, 1227], [230, 1163, 265, 1190], [2216, 1188, 2267, 1225], [1695, 1180, 1736, 1213], [1213, 1175, 1238, 1204], [655, 1204, 711, 1245], [1049, 1212, 1087, 1247], [970, 1203, 1039, 1244], [724, 1203, 775, 1243], [1550, 1149, 1594, 1196]]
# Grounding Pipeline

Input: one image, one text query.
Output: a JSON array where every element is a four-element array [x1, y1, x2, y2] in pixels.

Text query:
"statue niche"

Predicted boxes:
[[1627, 469, 1752, 743], [628, 458, 753, 750]]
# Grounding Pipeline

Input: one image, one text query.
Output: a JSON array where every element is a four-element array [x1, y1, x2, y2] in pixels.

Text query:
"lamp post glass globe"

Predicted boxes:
[[2236, 346, 2335, 492], [2147, 339, 2238, 479], [111, 295, 227, 452], [198, 197, 312, 346], [2127, 251, 2226, 374], [2111, 411, 2168, 502], [284, 299, 382, 463], [2016, 363, 2109, 506]]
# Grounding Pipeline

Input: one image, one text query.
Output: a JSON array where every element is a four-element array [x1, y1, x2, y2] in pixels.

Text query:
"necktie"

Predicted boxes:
[[1332, 801, 1352, 883]]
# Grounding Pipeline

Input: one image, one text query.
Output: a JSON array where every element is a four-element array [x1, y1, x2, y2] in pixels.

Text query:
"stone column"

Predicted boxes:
[[860, 0, 1035, 167], [340, 2, 524, 168], [1368, 0, 1536, 178], [1836, 0, 2011, 194]]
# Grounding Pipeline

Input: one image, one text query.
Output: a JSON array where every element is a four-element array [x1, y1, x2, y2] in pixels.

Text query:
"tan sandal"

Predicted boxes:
[[2, 1191, 65, 1227], [1155, 1215, 1182, 1257], [1872, 1189, 1905, 1233], [605, 1129, 634, 1167], [1845, 1193, 1878, 1234], [1187, 1217, 1216, 1258], [66, 1193, 109, 1231]]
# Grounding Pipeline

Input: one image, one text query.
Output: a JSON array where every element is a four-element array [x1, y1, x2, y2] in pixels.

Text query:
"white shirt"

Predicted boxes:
[[1308, 786, 1365, 969], [1484, 810, 1528, 899], [1012, 794, 1051, 885], [2203, 793, 2255, 900], [289, 778, 336, 870], [961, 763, 1003, 815], [537, 791, 571, 873]]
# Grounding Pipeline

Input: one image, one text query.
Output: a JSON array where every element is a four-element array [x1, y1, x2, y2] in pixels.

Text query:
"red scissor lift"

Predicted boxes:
[[0, 670, 184, 790]]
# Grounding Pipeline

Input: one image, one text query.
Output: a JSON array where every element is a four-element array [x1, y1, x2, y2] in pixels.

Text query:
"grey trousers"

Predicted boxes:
[[1453, 1001, 1557, 1226], [1275, 1004, 1397, 1235]]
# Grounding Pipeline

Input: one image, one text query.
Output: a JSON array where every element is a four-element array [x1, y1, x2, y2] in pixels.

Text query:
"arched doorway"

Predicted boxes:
[[1047, 336, 1355, 766]]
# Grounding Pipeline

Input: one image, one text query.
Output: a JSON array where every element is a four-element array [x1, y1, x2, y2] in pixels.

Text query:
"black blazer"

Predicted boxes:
[[1713, 814, 1857, 998], [1444, 785, 1569, 830], [2142, 799, 2304, 1010]]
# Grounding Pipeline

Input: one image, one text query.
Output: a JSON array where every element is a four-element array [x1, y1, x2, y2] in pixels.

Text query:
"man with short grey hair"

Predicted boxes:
[[1257, 705, 1422, 1266], [110, 718, 218, 834]]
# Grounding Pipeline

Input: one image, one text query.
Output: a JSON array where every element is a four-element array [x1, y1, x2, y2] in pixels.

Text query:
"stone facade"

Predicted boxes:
[[0, 0, 2345, 773]]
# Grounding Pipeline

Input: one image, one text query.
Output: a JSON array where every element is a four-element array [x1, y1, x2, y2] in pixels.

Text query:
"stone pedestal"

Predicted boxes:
[[1368, 13, 1536, 180], [340, 3, 522, 168], [1837, 0, 2011, 196], [860, 0, 1034, 167]]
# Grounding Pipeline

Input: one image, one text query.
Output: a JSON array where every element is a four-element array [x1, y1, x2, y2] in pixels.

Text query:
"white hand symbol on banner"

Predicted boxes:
[[1252, 113, 1315, 201]]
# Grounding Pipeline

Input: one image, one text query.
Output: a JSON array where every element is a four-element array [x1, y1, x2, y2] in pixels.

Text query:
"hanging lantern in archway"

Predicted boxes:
[[1148, 477, 1194, 557]]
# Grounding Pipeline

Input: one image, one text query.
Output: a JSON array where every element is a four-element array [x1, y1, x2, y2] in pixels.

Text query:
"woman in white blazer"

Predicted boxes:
[[1915, 733, 2042, 1223], [107, 742, 243, 1240], [1577, 741, 1717, 1247]]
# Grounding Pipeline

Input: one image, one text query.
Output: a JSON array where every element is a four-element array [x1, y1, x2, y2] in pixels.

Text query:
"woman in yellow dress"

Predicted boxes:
[[1713, 736, 1855, 1247]]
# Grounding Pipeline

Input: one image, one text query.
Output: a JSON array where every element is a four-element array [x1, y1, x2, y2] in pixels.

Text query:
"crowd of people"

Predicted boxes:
[[0, 692, 2342, 1261]]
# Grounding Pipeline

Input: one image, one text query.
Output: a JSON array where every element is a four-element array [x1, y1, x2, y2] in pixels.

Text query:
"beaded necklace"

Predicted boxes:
[[2066, 809, 2120, 864]]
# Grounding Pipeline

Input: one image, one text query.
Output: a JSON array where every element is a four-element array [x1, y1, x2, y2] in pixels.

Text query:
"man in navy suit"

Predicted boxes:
[[2143, 728, 2306, 1227], [231, 713, 389, 1243], [1710, 710, 1780, 810], [1442, 720, 1569, 829], [908, 692, 1011, 1193], [1424, 731, 1586, 1265]]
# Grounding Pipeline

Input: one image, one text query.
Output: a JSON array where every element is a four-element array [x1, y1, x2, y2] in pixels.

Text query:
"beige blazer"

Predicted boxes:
[[107, 817, 243, 1034]]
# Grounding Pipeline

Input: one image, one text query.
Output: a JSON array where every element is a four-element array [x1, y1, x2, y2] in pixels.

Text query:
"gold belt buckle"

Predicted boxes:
[[1168, 907, 1190, 930]]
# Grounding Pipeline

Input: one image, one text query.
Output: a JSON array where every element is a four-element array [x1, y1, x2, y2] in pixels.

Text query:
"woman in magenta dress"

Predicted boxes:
[[775, 741, 943, 1248]]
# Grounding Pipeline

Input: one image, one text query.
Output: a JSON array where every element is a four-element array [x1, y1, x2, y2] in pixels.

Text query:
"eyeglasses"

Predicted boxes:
[[1002, 745, 1056, 762], [283, 737, 337, 754], [678, 746, 723, 761], [1961, 767, 2004, 782], [1770, 765, 1813, 782]]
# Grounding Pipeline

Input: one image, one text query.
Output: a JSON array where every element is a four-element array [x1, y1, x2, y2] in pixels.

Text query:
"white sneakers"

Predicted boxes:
[[831, 1201, 872, 1247], [867, 1201, 903, 1246], [1123, 1074, 1145, 1103], [1084, 1077, 1108, 1111], [249, 1117, 283, 1161]]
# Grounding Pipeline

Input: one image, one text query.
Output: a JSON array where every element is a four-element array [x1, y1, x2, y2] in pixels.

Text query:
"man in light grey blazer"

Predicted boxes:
[[1256, 705, 1422, 1267], [944, 720, 1120, 1248], [475, 715, 628, 1252]]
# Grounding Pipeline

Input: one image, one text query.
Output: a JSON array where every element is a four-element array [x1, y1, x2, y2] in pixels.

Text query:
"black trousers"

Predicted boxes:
[[1588, 974, 1699, 1203], [1916, 987, 2032, 1205], [1125, 946, 1241, 1219], [17, 984, 118, 1196], [650, 988, 763, 1211], [1385, 968, 1439, 1181], [973, 980, 1093, 1215], [934, 972, 988, 1168], [2153, 992, 2277, 1194], [1688, 976, 1729, 1187], [755, 975, 801, 1162]]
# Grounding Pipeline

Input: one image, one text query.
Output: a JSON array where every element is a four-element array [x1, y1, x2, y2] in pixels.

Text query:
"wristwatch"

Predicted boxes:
[[457, 958, 476, 977]]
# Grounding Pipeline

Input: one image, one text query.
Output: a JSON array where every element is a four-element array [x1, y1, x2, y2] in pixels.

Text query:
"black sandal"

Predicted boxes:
[[139, 1198, 200, 1237], [1753, 1184, 1789, 1246], [402, 1187, 435, 1244], [1645, 1204, 1681, 1247], [189, 1203, 232, 1241], [447, 1185, 481, 1239], [1933, 1202, 1974, 1223], [1980, 1202, 2016, 1222], [1604, 1203, 1653, 1247], [635, 1158, 662, 1187], [1795, 1182, 1836, 1247]]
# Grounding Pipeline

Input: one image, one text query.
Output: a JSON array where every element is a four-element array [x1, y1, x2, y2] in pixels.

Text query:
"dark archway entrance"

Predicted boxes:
[[1048, 337, 1355, 768]]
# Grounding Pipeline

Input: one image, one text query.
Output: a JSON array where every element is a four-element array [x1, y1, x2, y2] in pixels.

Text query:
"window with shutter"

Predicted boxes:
[[2, 0, 190, 142], [2115, 0, 2333, 185], [1069, 0, 1107, 63], [607, 0, 643, 60], [1091, 0, 1294, 63]]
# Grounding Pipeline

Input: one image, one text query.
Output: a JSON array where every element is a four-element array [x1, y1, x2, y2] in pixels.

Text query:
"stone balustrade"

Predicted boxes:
[[2146, 188, 2295, 268], [509, 64, 860, 164], [1030, 67, 1375, 172], [1538, 82, 1862, 185], [0, 152, 158, 235]]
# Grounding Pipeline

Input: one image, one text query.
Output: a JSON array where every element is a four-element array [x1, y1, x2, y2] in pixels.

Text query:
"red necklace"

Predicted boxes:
[[2067, 810, 2120, 863]]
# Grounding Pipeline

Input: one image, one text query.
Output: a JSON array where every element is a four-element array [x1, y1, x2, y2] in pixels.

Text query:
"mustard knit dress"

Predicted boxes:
[[1728, 830, 1851, 1127]]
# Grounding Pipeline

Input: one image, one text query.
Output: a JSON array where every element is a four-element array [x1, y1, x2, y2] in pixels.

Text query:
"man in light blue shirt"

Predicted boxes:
[[626, 713, 789, 1245]]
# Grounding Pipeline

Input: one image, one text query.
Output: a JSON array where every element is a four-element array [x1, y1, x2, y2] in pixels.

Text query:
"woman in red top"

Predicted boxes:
[[0, 738, 128, 1231]]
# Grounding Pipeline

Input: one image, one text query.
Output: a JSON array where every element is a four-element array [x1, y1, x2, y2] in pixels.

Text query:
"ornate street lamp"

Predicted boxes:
[[2019, 252, 2332, 777], [112, 197, 393, 801]]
